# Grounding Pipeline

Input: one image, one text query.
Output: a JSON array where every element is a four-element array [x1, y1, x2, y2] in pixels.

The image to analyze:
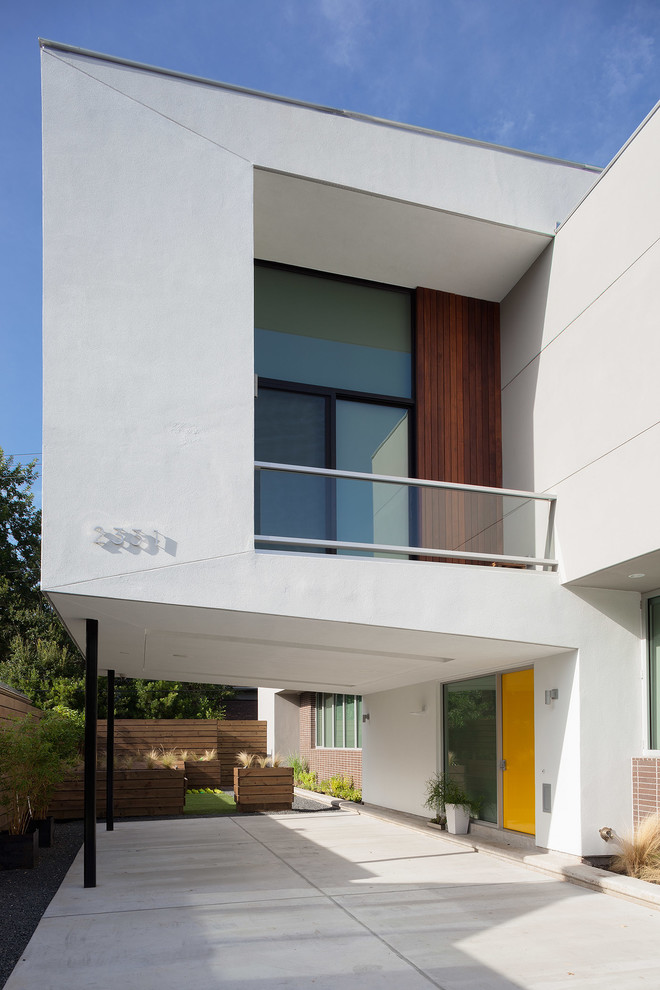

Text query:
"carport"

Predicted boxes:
[[6, 808, 660, 989]]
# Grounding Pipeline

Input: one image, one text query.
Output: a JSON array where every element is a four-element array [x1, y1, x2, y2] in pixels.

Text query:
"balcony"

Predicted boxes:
[[255, 462, 557, 570]]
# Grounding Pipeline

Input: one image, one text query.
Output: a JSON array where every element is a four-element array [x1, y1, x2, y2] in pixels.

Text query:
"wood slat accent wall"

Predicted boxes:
[[415, 287, 502, 561]]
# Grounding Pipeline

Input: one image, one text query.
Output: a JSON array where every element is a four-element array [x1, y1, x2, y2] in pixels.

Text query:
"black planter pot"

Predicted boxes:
[[0, 830, 39, 870], [28, 816, 56, 848]]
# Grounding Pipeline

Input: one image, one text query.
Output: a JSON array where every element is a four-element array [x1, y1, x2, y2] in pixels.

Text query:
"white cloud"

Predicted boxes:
[[318, 0, 373, 69], [603, 23, 654, 100]]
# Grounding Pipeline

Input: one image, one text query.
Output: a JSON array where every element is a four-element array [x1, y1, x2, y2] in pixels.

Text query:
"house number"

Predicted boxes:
[[94, 528, 165, 550]]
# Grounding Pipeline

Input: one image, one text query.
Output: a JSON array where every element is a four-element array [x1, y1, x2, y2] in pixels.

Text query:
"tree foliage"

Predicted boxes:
[[0, 446, 234, 718]]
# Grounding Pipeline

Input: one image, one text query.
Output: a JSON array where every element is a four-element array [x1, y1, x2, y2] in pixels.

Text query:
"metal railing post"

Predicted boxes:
[[106, 669, 115, 832], [84, 618, 98, 888]]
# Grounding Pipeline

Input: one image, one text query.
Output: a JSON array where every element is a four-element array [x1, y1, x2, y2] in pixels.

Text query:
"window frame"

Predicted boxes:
[[648, 594, 660, 751], [315, 693, 363, 749]]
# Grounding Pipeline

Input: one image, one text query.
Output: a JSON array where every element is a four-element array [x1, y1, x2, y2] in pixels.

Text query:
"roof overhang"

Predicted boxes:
[[254, 169, 554, 302]]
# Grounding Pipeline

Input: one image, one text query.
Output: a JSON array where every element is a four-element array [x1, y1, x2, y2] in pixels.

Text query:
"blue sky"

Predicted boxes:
[[2, 0, 659, 506]]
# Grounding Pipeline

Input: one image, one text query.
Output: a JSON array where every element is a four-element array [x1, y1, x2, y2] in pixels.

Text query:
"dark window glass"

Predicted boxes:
[[649, 598, 660, 749], [255, 389, 328, 547], [255, 266, 411, 398], [444, 676, 497, 824]]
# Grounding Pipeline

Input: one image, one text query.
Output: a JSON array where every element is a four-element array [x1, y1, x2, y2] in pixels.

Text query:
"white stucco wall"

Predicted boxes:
[[42, 48, 255, 594], [274, 693, 302, 759], [501, 101, 660, 584], [362, 682, 439, 817], [533, 651, 581, 853]]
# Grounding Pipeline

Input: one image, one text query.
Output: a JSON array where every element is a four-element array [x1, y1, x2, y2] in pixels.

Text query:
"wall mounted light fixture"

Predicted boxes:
[[544, 688, 559, 705]]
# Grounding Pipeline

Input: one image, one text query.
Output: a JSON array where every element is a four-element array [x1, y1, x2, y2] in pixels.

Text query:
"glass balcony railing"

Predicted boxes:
[[254, 461, 557, 570]]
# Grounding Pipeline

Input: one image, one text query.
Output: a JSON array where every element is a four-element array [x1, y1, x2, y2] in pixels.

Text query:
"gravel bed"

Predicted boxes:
[[0, 796, 337, 987], [0, 821, 84, 990]]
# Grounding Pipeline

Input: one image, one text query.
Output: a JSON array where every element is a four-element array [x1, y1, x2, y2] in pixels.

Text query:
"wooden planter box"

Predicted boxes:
[[184, 759, 221, 789], [48, 769, 185, 819], [233, 767, 294, 812]]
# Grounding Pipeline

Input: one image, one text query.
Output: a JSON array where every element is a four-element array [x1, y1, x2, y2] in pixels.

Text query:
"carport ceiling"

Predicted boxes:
[[49, 592, 572, 695]]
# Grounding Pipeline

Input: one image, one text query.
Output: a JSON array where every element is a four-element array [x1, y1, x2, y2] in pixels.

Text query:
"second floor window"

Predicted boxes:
[[254, 262, 413, 553]]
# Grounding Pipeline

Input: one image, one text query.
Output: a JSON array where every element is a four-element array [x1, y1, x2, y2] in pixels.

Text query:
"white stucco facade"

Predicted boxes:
[[40, 41, 659, 858]]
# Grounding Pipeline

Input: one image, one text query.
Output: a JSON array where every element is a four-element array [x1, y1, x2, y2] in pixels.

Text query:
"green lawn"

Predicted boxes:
[[184, 788, 237, 815]]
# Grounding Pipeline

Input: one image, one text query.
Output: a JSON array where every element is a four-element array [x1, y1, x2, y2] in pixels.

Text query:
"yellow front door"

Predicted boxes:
[[502, 668, 535, 835]]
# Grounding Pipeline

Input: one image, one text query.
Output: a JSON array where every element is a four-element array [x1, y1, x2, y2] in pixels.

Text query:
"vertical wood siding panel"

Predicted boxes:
[[415, 287, 501, 563]]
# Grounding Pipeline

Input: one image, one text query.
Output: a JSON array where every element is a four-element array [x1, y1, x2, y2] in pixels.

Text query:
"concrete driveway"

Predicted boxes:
[[5, 810, 660, 989]]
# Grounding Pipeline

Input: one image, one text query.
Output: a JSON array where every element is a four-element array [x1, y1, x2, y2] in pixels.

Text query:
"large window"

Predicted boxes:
[[315, 693, 363, 748], [255, 263, 413, 553], [649, 597, 660, 749]]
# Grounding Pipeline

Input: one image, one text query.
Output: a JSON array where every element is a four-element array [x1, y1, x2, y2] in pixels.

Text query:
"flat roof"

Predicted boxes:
[[39, 38, 601, 175]]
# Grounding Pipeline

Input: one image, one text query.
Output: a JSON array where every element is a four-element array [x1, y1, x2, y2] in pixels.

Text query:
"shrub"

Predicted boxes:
[[318, 775, 361, 801], [297, 769, 318, 791], [611, 814, 660, 883], [236, 751, 255, 767], [287, 753, 309, 784]]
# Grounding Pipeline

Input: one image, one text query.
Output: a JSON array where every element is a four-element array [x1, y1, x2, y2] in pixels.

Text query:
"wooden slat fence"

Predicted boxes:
[[2, 706, 268, 825], [219, 720, 267, 785], [97, 719, 219, 756], [96, 718, 267, 784]]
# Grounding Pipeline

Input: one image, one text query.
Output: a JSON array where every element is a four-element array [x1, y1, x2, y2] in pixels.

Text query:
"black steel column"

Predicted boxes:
[[84, 618, 98, 888], [106, 669, 115, 832]]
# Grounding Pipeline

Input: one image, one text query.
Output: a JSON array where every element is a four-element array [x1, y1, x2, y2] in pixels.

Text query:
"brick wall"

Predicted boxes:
[[299, 692, 362, 789], [224, 697, 258, 720], [632, 757, 660, 826]]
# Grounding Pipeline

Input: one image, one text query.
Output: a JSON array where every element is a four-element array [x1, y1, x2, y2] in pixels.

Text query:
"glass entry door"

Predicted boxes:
[[444, 676, 498, 824]]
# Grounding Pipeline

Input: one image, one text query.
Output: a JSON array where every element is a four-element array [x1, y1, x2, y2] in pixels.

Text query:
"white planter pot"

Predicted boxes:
[[445, 803, 470, 834]]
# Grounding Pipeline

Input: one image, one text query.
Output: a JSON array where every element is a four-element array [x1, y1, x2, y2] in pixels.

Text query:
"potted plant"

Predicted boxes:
[[29, 711, 83, 846], [424, 770, 481, 835], [0, 712, 83, 865], [0, 717, 43, 867]]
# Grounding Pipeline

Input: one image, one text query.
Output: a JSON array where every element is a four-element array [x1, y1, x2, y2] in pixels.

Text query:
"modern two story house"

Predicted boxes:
[[40, 39, 660, 857]]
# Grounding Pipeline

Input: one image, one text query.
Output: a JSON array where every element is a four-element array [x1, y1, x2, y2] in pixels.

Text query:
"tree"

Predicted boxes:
[[0, 450, 44, 657], [0, 446, 234, 718]]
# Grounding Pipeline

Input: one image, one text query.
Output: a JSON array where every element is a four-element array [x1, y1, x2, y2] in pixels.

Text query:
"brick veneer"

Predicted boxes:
[[299, 692, 362, 788], [632, 758, 660, 826]]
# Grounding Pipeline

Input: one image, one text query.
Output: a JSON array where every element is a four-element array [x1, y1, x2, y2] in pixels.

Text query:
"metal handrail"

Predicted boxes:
[[254, 461, 556, 503], [256, 535, 557, 569], [254, 461, 558, 570]]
